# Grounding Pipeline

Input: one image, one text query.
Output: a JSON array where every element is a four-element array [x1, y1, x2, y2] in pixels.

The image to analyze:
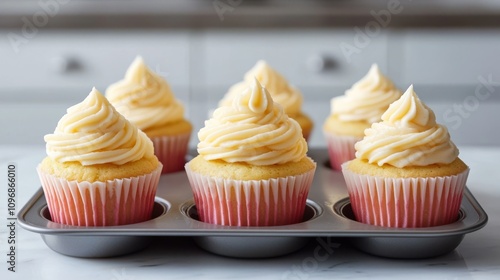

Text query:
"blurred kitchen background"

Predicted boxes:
[[1, 0, 499, 148]]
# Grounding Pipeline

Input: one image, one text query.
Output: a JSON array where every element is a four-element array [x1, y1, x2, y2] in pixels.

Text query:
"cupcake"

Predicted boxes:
[[218, 60, 313, 141], [106, 56, 192, 173], [323, 64, 401, 170], [38, 88, 162, 226], [341, 85, 469, 228], [186, 78, 316, 226]]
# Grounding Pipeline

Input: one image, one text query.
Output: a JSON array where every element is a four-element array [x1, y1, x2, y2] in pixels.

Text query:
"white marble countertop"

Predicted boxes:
[[1, 145, 499, 280]]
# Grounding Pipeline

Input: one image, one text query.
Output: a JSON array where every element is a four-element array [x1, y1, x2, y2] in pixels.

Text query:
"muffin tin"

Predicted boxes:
[[18, 149, 488, 259]]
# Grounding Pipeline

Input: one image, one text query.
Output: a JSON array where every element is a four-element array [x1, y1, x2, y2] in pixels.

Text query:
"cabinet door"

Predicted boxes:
[[0, 30, 191, 100], [0, 30, 191, 145], [393, 29, 500, 85], [198, 29, 388, 92]]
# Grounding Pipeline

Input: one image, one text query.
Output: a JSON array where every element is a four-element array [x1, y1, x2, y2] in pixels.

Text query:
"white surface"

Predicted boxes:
[[0, 145, 499, 279]]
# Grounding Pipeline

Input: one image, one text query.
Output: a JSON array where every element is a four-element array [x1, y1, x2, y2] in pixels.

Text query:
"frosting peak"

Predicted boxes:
[[105, 56, 185, 133], [331, 64, 402, 124], [352, 64, 395, 93], [45, 88, 154, 166], [381, 84, 436, 129], [237, 77, 272, 114], [219, 60, 303, 115], [355, 85, 459, 168], [198, 78, 307, 165], [124, 56, 149, 83]]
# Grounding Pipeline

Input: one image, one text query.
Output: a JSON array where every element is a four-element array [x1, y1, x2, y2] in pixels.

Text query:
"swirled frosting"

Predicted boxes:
[[219, 60, 303, 116], [45, 88, 155, 166], [355, 85, 459, 168], [331, 64, 402, 123], [105, 56, 186, 132], [198, 78, 308, 165]]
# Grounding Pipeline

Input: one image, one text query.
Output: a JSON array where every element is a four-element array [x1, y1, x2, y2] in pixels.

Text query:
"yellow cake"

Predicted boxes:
[[189, 156, 315, 181], [143, 121, 192, 138], [39, 156, 159, 182], [186, 77, 316, 226], [341, 85, 469, 228], [323, 64, 402, 170], [38, 88, 162, 226], [106, 56, 192, 173], [218, 60, 313, 140], [323, 116, 368, 138], [346, 158, 468, 179]]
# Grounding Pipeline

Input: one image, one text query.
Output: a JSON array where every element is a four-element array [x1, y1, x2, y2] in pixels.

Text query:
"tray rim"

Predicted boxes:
[[18, 186, 488, 238], [17, 148, 489, 238]]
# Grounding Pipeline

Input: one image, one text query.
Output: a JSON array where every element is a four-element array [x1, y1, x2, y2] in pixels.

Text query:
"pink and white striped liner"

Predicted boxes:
[[184, 165, 316, 227], [341, 164, 469, 228], [324, 131, 360, 171], [151, 133, 190, 174], [37, 164, 162, 226]]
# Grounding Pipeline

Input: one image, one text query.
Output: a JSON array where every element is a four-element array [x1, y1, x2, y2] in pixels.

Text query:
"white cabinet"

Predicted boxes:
[[389, 29, 500, 86], [0, 28, 499, 146], [198, 29, 389, 91], [0, 30, 192, 145], [0, 30, 191, 96]]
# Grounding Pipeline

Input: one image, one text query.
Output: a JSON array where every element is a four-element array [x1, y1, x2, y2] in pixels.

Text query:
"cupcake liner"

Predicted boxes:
[[185, 165, 316, 226], [37, 164, 162, 226], [341, 164, 469, 228], [324, 131, 361, 171], [152, 133, 191, 174]]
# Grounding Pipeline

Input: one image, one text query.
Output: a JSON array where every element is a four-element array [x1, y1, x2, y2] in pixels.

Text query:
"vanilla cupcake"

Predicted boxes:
[[323, 64, 401, 170], [186, 78, 316, 226], [106, 56, 192, 173], [341, 85, 469, 228], [219, 60, 313, 140], [38, 88, 162, 226]]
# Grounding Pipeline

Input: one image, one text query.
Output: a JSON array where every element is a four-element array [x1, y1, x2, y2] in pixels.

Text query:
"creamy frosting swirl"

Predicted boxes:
[[219, 60, 303, 116], [105, 56, 185, 132], [198, 78, 307, 165], [355, 85, 459, 168], [331, 64, 402, 123], [45, 88, 155, 166]]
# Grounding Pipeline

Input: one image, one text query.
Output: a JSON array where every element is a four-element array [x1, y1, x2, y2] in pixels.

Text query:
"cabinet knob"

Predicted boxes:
[[305, 54, 336, 73], [50, 56, 81, 74]]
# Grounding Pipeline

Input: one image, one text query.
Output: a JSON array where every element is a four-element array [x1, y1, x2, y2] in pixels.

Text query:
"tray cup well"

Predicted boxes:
[[184, 200, 322, 258], [334, 198, 468, 259], [39, 200, 168, 258]]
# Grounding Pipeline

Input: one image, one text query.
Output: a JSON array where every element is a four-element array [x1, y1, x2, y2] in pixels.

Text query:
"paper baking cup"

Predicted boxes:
[[185, 166, 316, 226], [341, 164, 469, 228], [152, 133, 191, 174], [37, 164, 162, 227], [324, 131, 361, 171]]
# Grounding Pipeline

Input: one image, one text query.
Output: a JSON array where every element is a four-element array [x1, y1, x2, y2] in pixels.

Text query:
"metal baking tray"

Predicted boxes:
[[18, 149, 488, 259]]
